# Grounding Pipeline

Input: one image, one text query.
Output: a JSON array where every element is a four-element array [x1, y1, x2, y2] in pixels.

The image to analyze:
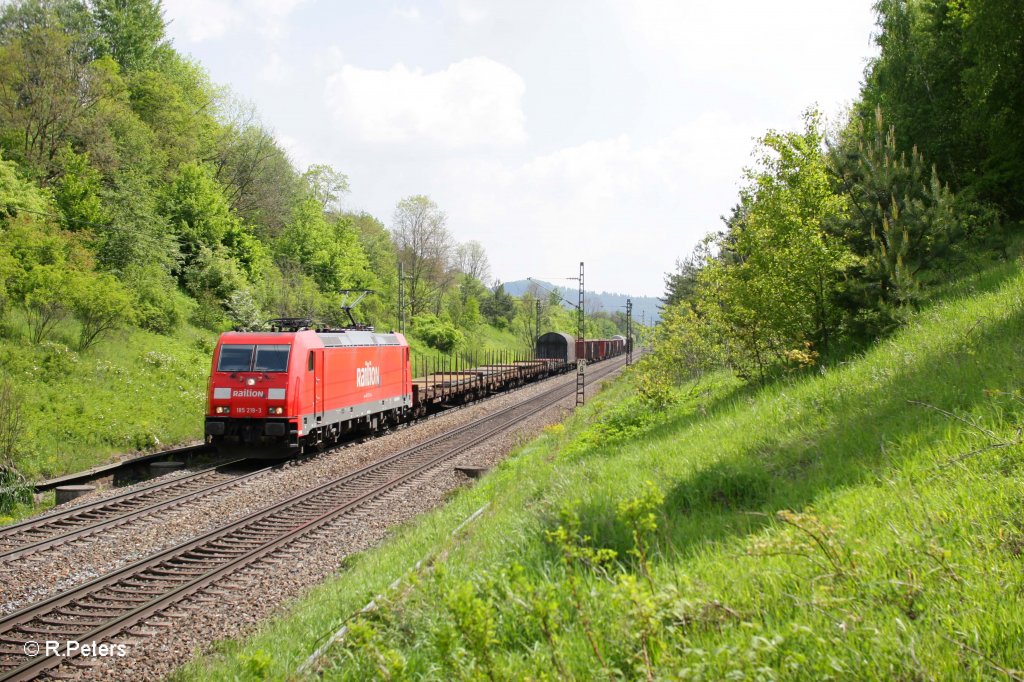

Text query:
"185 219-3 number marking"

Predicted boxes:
[[234, 407, 262, 415]]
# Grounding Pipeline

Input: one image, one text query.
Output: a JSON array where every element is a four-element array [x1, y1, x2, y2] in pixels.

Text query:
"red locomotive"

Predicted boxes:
[[205, 315, 628, 458], [205, 319, 411, 456]]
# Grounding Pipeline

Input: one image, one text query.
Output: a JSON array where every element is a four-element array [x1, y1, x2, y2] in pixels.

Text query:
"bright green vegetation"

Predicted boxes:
[[177, 261, 1024, 680], [0, 316, 215, 480], [0, 490, 54, 526], [0, 1, 637, 508], [658, 0, 1023, 387]]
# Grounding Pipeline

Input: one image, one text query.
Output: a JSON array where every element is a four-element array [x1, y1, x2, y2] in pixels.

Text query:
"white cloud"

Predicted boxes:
[[163, 0, 240, 41], [612, 0, 876, 117], [163, 0, 310, 42], [391, 6, 422, 21], [259, 53, 290, 82], [250, 0, 309, 17], [324, 58, 527, 149], [278, 134, 316, 171], [325, 45, 347, 69], [430, 113, 759, 296], [443, 0, 488, 24]]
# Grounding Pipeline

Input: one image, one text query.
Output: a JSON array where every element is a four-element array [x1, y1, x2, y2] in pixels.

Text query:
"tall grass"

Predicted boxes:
[[0, 311, 216, 481], [178, 263, 1024, 680]]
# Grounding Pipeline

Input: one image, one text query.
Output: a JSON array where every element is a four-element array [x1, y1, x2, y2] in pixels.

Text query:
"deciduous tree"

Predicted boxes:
[[391, 195, 454, 317]]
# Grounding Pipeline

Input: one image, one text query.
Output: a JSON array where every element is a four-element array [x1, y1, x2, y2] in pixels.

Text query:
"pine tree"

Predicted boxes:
[[829, 108, 960, 338]]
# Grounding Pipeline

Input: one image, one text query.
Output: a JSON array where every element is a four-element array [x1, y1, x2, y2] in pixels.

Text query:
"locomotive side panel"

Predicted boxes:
[[317, 343, 410, 428]]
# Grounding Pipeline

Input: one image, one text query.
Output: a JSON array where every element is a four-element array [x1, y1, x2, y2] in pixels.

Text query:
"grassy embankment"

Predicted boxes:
[[0, 319, 522, 478], [0, 309, 522, 523], [0, 320, 216, 481], [178, 262, 1024, 680], [0, 317, 214, 524]]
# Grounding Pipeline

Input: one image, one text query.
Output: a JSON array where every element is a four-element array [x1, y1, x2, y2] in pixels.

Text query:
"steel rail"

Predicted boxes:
[[0, 463, 272, 562], [5, 463, 240, 539], [0, 356, 626, 681]]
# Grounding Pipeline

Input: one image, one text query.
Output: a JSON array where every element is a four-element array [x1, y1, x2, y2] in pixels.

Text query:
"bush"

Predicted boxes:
[[225, 288, 263, 331], [123, 264, 186, 335], [637, 304, 722, 403], [0, 380, 32, 514], [189, 289, 230, 332], [412, 314, 465, 352], [70, 272, 136, 352]]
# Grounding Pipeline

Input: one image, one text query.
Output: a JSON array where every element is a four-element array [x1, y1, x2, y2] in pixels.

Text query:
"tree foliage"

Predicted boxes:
[[0, 0, 506, 364], [694, 111, 849, 379], [829, 107, 962, 337], [392, 195, 454, 318], [861, 0, 1024, 217], [70, 270, 135, 350], [90, 0, 167, 72], [650, 0, 1023, 391]]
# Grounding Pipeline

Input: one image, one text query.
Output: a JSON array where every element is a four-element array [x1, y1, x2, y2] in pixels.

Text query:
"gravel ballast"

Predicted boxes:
[[6, 362, 625, 681]]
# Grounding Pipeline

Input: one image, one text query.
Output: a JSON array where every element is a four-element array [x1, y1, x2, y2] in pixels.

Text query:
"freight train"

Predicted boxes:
[[204, 319, 627, 458]]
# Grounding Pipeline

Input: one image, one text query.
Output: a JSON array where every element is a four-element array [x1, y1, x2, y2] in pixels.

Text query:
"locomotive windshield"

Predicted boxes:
[[217, 344, 254, 372], [254, 345, 290, 372], [217, 344, 291, 372]]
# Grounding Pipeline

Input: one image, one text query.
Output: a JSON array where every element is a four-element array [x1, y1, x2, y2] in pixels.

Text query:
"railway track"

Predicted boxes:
[[0, 356, 626, 681], [0, 462, 271, 562]]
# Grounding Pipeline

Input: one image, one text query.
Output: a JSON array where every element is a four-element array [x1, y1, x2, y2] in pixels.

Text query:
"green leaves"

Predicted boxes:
[[685, 110, 850, 380], [830, 108, 962, 339], [69, 271, 135, 351], [53, 146, 107, 231]]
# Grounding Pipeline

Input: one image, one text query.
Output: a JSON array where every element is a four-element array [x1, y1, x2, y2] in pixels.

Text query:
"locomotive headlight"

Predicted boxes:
[[245, 377, 256, 386], [268, 407, 284, 415], [215, 406, 230, 414]]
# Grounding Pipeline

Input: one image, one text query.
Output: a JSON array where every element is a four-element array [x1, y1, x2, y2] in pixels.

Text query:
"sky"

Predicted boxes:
[[161, 0, 880, 298]]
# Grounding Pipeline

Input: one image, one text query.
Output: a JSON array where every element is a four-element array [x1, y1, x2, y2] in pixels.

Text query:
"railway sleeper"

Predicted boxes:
[[255, 521, 298, 530], [118, 578, 171, 588], [0, 645, 32, 655], [17, 624, 92, 636], [204, 540, 259, 550], [148, 567, 207, 577], [69, 600, 133, 612], [94, 592, 152, 604], [139, 570, 199, 581], [0, 634, 40, 645], [170, 555, 223, 566], [188, 548, 243, 557], [37, 616, 107, 627], [105, 587, 168, 597]]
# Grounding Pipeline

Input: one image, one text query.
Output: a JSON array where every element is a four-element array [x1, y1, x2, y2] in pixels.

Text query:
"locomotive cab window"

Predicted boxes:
[[254, 345, 291, 372], [217, 344, 254, 372], [216, 344, 291, 372], [308, 351, 315, 372]]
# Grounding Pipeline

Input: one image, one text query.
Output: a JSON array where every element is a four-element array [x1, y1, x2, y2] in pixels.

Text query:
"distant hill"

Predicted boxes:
[[502, 279, 662, 325]]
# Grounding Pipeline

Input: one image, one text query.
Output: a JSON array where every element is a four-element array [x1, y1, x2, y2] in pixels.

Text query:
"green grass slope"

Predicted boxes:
[[180, 263, 1023, 680], [0, 321, 216, 481], [0, 315, 525, 488]]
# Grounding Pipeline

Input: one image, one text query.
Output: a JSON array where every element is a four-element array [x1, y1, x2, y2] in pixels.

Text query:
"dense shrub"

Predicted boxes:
[[412, 314, 465, 352]]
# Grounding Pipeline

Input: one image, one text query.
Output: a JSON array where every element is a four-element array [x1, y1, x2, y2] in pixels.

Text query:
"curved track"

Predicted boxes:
[[0, 356, 625, 681], [0, 462, 271, 562]]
